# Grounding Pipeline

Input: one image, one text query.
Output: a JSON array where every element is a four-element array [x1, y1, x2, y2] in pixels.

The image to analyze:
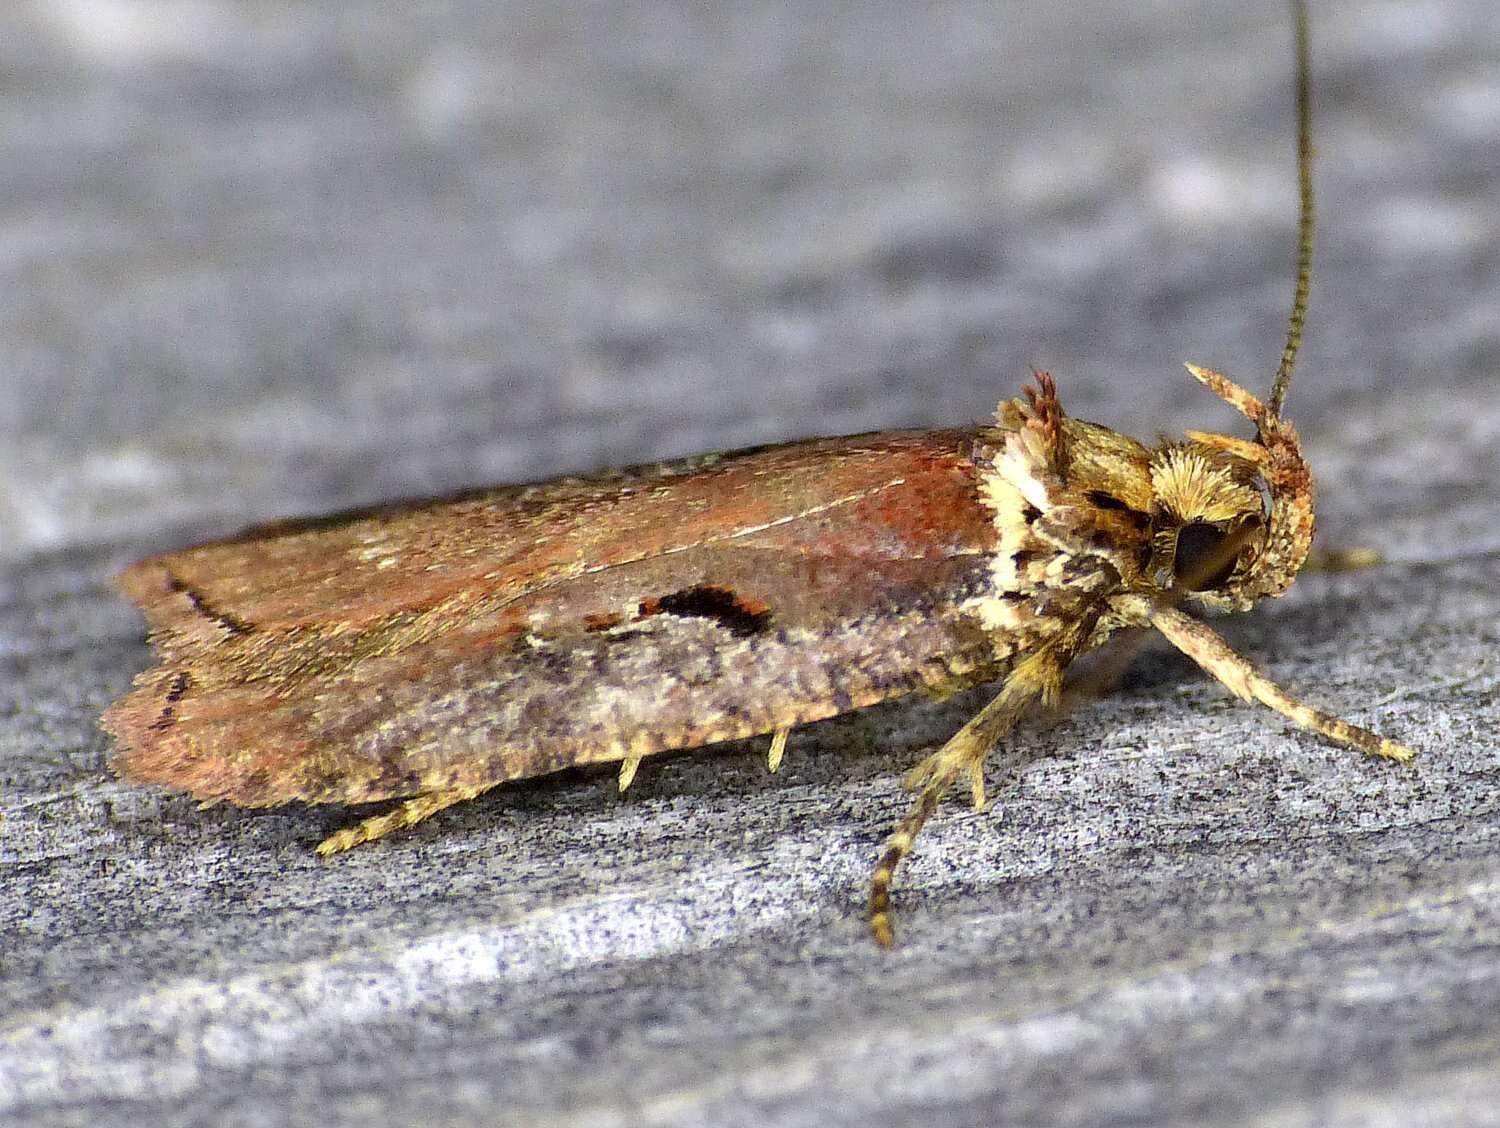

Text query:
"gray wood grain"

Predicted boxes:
[[3, 1, 1497, 1125]]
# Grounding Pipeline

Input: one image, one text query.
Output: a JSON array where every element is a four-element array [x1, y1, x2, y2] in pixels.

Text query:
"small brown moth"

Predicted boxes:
[[103, 0, 1412, 945]]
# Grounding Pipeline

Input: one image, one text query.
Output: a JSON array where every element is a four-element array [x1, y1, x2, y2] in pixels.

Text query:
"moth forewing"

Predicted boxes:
[[104, 431, 1010, 824]]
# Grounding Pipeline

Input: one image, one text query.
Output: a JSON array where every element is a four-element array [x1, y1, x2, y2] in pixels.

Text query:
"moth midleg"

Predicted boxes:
[[1149, 606, 1416, 762], [314, 782, 499, 856], [870, 648, 1065, 948]]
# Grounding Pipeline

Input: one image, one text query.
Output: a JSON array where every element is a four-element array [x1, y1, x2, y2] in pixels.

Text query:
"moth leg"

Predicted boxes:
[[314, 782, 497, 856], [870, 649, 1063, 948], [767, 726, 791, 774], [1301, 545, 1383, 573], [902, 653, 1063, 812], [618, 756, 642, 792], [904, 736, 991, 813], [1150, 606, 1415, 762]]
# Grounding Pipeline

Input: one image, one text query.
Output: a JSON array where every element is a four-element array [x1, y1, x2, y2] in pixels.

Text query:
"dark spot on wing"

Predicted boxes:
[[163, 670, 190, 704], [639, 585, 773, 638], [165, 570, 254, 636], [150, 671, 192, 731]]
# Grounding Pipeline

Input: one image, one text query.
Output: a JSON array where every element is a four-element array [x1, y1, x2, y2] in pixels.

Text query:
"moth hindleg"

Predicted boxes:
[[314, 782, 498, 856]]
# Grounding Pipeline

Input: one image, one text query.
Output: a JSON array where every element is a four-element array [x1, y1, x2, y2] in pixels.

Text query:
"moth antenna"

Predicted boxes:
[[1269, 0, 1314, 419]]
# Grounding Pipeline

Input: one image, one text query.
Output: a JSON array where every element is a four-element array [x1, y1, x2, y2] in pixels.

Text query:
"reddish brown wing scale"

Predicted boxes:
[[104, 430, 1007, 808]]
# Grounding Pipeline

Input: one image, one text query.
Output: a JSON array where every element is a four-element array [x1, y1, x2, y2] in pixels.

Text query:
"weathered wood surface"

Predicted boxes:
[[3, 2, 1497, 1125]]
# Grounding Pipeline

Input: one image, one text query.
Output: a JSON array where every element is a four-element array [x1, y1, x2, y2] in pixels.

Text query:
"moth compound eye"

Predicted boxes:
[[1174, 521, 1237, 591]]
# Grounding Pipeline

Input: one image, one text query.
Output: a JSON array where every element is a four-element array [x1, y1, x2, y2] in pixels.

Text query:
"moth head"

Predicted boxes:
[[1153, 362, 1314, 611]]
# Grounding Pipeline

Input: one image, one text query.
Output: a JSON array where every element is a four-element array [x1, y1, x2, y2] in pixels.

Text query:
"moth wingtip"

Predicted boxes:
[[113, 554, 172, 605]]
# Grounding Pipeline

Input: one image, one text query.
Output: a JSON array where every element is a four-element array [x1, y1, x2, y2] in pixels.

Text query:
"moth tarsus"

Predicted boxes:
[[103, 0, 1413, 947], [615, 724, 789, 793], [766, 726, 791, 774]]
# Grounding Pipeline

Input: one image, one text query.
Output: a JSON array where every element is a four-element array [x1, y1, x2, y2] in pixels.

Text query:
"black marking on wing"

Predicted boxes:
[[640, 585, 774, 638], [149, 671, 192, 732], [166, 571, 254, 636]]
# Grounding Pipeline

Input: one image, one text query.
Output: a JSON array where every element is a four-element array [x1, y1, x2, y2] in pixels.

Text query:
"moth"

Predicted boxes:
[[103, 0, 1412, 945]]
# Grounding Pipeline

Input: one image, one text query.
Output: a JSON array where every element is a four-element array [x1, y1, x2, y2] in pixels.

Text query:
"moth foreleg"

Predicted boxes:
[[1149, 606, 1415, 762], [315, 782, 498, 856], [869, 648, 1065, 948]]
